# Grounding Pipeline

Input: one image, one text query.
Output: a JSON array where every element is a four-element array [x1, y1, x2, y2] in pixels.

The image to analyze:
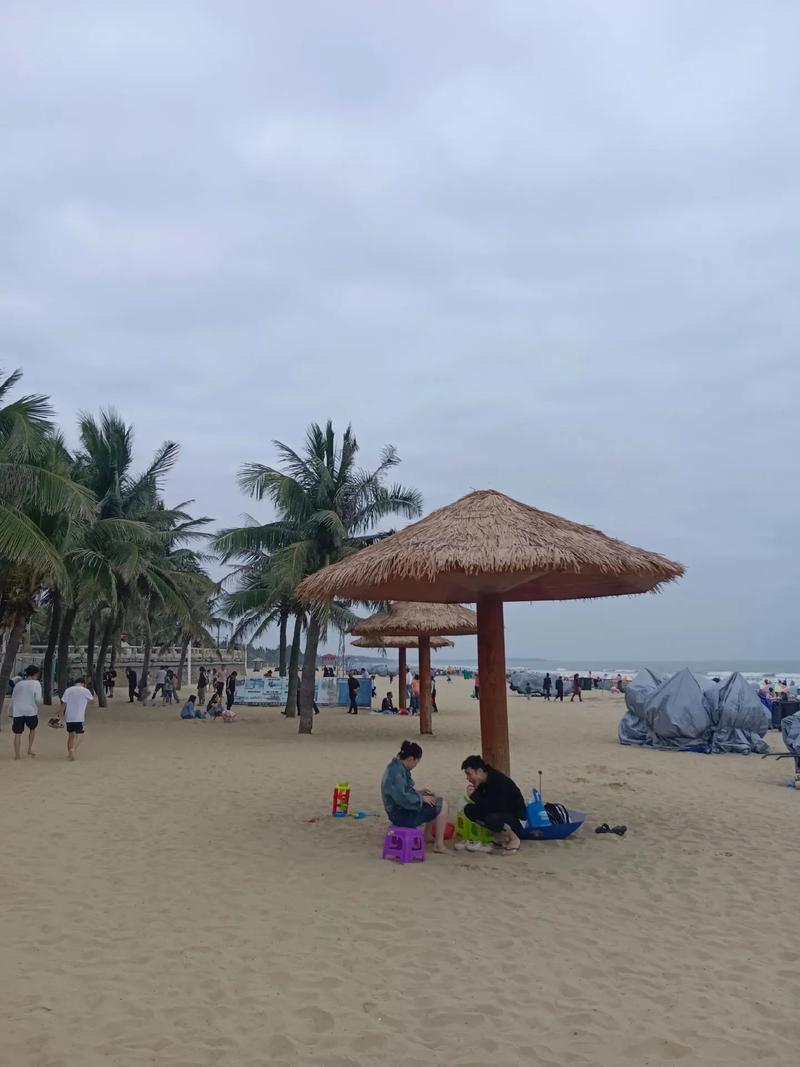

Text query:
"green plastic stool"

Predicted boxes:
[[456, 810, 494, 844]]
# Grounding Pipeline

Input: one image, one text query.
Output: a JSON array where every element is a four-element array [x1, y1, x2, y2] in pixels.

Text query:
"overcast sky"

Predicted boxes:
[[3, 1, 799, 662]]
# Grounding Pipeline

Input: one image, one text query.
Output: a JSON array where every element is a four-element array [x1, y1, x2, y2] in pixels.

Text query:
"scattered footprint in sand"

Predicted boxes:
[[268, 1034, 298, 1058], [296, 1005, 335, 1036]]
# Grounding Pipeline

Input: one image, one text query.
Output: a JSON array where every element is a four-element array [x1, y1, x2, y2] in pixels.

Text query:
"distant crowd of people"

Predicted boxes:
[[347, 666, 438, 716], [122, 664, 238, 712], [539, 672, 584, 702]]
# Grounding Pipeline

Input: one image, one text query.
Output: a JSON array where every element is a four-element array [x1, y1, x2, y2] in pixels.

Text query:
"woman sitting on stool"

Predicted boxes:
[[381, 740, 449, 853]]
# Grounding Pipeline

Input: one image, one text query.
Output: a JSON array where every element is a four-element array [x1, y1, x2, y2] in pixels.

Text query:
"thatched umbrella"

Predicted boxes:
[[350, 602, 477, 733], [351, 636, 455, 649], [298, 490, 684, 773]]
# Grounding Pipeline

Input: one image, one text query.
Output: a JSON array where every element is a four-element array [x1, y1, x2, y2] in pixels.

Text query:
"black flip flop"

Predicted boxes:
[[595, 823, 611, 834], [610, 825, 628, 836]]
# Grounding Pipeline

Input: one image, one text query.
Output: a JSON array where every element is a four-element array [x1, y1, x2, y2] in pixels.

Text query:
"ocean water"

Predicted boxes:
[[425, 656, 800, 682], [351, 649, 800, 683]]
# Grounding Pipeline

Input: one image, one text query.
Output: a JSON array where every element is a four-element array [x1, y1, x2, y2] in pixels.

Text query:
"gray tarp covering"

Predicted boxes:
[[625, 669, 667, 716], [619, 668, 769, 754], [782, 710, 800, 755], [640, 669, 718, 750], [711, 672, 770, 754], [509, 670, 546, 696], [618, 669, 666, 746]]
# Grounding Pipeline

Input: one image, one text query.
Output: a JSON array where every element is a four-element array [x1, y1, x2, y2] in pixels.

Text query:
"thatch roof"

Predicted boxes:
[[298, 489, 684, 604], [350, 601, 477, 638], [351, 636, 454, 650]]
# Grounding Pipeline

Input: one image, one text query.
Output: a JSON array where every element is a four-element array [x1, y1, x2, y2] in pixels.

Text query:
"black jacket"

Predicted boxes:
[[347, 676, 360, 695], [468, 768, 527, 822]]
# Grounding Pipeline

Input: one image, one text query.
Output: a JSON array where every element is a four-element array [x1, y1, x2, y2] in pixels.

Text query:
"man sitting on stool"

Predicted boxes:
[[461, 755, 527, 854]]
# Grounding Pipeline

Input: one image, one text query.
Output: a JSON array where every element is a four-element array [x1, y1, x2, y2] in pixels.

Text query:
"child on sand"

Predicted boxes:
[[180, 694, 200, 719]]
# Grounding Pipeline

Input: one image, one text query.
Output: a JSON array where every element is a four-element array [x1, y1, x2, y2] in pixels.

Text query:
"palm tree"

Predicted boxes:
[[0, 381, 94, 717], [222, 421, 422, 733], [55, 410, 188, 704]]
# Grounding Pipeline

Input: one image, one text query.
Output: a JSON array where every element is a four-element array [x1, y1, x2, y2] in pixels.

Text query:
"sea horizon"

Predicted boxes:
[[346, 653, 800, 680]]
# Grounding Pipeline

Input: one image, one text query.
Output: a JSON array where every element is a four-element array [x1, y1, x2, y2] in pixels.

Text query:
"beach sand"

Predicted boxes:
[[1, 675, 797, 1067]]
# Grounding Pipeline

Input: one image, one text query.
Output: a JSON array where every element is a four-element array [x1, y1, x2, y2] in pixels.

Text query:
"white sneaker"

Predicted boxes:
[[454, 839, 468, 851], [467, 842, 494, 854]]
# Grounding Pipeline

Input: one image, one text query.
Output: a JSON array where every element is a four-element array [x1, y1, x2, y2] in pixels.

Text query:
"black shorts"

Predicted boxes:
[[66, 722, 85, 734], [12, 715, 38, 734]]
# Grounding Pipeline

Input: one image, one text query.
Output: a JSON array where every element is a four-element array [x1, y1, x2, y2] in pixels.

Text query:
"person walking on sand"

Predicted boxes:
[[153, 666, 167, 703], [214, 669, 225, 700], [347, 671, 359, 715], [225, 670, 238, 711], [555, 675, 564, 702], [410, 674, 421, 715], [542, 672, 552, 701], [381, 740, 449, 853], [60, 675, 94, 761], [11, 665, 42, 759], [197, 667, 208, 707], [570, 673, 582, 703], [126, 666, 138, 703]]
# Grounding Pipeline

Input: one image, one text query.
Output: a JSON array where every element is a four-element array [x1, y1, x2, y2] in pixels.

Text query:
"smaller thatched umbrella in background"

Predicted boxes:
[[350, 602, 477, 734], [351, 636, 454, 715]]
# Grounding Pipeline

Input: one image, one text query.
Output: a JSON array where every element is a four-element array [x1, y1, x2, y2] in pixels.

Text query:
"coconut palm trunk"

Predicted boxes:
[[93, 613, 114, 707], [56, 604, 78, 695], [140, 613, 152, 700], [284, 613, 303, 718], [298, 612, 320, 734], [278, 608, 288, 677], [0, 610, 28, 721], [176, 633, 190, 690], [42, 591, 62, 704], [86, 616, 97, 692]]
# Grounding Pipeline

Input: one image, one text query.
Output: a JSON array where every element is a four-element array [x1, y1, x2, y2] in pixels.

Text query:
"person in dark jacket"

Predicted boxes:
[[542, 672, 552, 701], [460, 755, 527, 853], [126, 667, 138, 703], [225, 670, 238, 710], [555, 675, 564, 702], [347, 672, 359, 715]]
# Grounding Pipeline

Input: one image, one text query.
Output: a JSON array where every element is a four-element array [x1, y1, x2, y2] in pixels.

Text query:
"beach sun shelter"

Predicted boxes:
[[297, 490, 684, 774], [350, 602, 477, 734], [351, 635, 454, 719]]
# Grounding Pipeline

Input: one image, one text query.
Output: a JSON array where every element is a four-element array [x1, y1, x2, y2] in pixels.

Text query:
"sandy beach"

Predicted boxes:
[[1, 674, 797, 1067]]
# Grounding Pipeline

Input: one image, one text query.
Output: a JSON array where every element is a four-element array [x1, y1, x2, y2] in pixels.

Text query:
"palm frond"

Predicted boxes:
[[0, 505, 68, 585]]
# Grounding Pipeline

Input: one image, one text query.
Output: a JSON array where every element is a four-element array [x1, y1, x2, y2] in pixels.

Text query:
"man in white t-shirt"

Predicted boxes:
[[60, 676, 94, 761], [11, 665, 43, 759], [152, 667, 167, 704]]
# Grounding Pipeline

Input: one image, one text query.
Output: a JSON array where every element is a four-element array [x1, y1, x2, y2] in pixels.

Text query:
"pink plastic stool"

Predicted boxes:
[[381, 825, 425, 864]]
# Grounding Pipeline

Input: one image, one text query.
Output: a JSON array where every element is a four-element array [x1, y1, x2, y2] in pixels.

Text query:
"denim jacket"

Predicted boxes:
[[381, 758, 422, 821]]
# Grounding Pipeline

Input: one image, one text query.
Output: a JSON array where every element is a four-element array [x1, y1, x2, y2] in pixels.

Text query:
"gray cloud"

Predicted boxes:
[[2, 0, 798, 660]]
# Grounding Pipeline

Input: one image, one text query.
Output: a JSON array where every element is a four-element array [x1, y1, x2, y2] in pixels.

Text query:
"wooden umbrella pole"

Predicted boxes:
[[398, 647, 407, 710], [418, 635, 432, 735], [476, 596, 510, 774]]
